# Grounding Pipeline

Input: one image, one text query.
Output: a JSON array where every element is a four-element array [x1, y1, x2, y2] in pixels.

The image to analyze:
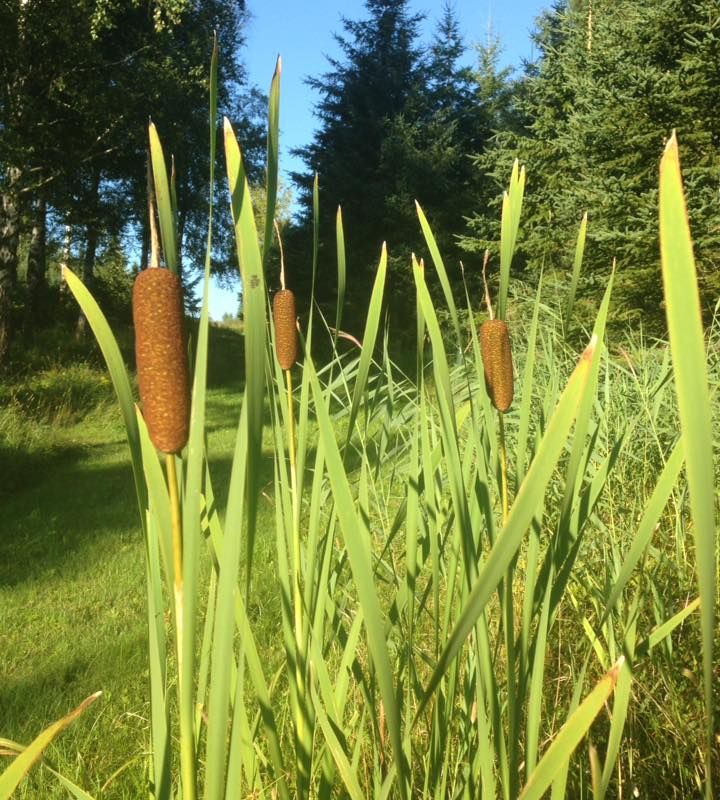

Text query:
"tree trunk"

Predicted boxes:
[[25, 192, 47, 329], [140, 216, 149, 271], [0, 167, 21, 367], [75, 171, 101, 338], [59, 223, 72, 292], [75, 221, 99, 338]]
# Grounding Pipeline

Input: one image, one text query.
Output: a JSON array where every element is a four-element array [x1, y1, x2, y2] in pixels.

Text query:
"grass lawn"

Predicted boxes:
[[0, 324, 270, 798]]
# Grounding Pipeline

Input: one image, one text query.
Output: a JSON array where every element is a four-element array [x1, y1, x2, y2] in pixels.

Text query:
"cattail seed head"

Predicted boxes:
[[133, 267, 190, 453], [480, 319, 514, 413], [273, 289, 298, 370]]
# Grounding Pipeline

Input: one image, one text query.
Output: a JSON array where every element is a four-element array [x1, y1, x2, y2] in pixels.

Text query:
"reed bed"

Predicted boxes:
[[1, 49, 716, 800]]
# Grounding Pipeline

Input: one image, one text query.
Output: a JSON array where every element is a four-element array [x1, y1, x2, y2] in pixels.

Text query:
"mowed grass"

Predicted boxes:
[[0, 323, 286, 799]]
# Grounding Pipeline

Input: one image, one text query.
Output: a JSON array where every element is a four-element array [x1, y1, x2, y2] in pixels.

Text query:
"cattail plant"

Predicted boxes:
[[135, 129, 197, 800], [479, 318, 514, 414], [271, 219, 311, 796], [132, 266, 190, 454], [273, 288, 298, 371]]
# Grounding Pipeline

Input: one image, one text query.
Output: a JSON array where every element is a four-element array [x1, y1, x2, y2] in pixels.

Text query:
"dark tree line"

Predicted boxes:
[[3, 0, 719, 367], [292, 0, 720, 333], [0, 0, 263, 365]]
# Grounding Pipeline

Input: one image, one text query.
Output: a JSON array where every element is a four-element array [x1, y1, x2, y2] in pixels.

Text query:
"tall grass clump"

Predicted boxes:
[[2, 48, 716, 800]]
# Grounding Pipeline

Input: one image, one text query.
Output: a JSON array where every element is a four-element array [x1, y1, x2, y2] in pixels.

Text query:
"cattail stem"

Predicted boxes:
[[498, 411, 519, 795], [286, 367, 308, 796], [166, 452, 197, 800], [499, 414, 509, 525]]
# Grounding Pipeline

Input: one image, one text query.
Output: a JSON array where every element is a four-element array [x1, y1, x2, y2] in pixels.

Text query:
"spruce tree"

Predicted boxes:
[[292, 0, 426, 319], [465, 0, 720, 324]]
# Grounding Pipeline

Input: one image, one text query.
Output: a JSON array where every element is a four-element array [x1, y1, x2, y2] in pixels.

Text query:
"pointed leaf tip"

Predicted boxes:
[[583, 334, 599, 362]]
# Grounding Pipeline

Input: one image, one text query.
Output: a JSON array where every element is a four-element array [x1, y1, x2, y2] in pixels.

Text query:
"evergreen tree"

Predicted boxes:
[[465, 0, 720, 324], [291, 0, 427, 317], [292, 1, 515, 329]]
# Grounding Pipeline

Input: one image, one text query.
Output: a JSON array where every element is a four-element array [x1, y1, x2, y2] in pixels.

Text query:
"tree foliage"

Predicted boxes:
[[464, 0, 720, 323], [0, 0, 261, 363], [292, 0, 513, 327]]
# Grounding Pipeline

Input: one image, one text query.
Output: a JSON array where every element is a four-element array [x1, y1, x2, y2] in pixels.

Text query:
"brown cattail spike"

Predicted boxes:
[[273, 289, 298, 370], [480, 319, 514, 413], [133, 268, 190, 453]]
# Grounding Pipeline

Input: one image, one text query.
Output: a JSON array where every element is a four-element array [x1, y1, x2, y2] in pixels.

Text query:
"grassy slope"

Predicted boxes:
[[0, 323, 268, 799]]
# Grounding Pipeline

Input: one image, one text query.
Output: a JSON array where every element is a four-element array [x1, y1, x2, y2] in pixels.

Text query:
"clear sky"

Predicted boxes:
[[210, 0, 550, 319]]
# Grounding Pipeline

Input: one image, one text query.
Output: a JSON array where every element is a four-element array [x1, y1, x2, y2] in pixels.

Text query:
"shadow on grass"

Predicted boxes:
[[0, 452, 140, 587]]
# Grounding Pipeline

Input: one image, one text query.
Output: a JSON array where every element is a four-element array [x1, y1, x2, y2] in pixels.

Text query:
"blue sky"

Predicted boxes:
[[210, 0, 550, 318]]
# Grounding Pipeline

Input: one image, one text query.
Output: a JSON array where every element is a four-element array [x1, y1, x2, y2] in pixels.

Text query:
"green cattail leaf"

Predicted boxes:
[[344, 243, 388, 448], [148, 123, 178, 273], [204, 398, 249, 800], [63, 268, 147, 532], [335, 205, 346, 346], [263, 55, 281, 266], [175, 38, 221, 798], [641, 597, 700, 655], [306, 352, 409, 800], [515, 271, 543, 484], [565, 212, 588, 328], [40, 766, 97, 800], [202, 464, 289, 798], [224, 116, 267, 589], [498, 160, 525, 320], [600, 603, 637, 797], [312, 172, 320, 307], [659, 131, 716, 796], [0, 693, 101, 799], [599, 438, 684, 624], [416, 201, 462, 350], [519, 659, 622, 800], [313, 698, 366, 800]]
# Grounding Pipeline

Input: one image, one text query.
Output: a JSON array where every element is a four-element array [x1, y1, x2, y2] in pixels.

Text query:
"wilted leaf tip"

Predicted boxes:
[[582, 333, 599, 363], [608, 655, 625, 687]]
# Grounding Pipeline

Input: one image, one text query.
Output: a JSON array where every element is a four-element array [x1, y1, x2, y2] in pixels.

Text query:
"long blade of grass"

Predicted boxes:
[[416, 335, 597, 719], [224, 117, 267, 590], [0, 693, 101, 799], [659, 132, 716, 796], [564, 212, 588, 329], [519, 659, 622, 800], [262, 56, 281, 266], [148, 123, 178, 273]]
